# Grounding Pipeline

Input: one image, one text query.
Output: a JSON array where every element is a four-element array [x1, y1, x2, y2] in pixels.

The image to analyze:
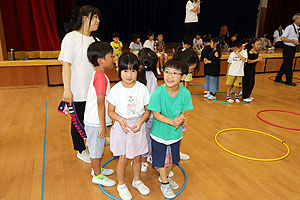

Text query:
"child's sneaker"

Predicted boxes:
[[160, 184, 175, 199], [92, 173, 116, 186], [207, 95, 216, 100], [243, 98, 252, 102], [91, 168, 114, 176], [141, 162, 149, 172], [132, 180, 150, 195], [235, 98, 240, 103], [158, 177, 179, 190], [227, 98, 234, 103], [117, 184, 132, 200], [77, 149, 91, 163], [250, 97, 254, 100], [180, 152, 190, 160], [146, 155, 152, 164], [204, 93, 211, 98]]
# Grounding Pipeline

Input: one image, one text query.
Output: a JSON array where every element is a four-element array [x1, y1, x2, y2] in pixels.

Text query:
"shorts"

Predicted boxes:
[[85, 125, 105, 159], [226, 75, 243, 87], [156, 52, 168, 58], [185, 73, 193, 82], [151, 139, 181, 168]]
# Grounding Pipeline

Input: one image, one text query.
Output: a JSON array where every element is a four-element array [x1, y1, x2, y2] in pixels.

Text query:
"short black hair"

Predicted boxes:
[[118, 52, 140, 80], [112, 32, 120, 38], [203, 35, 212, 43], [231, 40, 242, 48], [147, 31, 154, 38], [183, 35, 193, 46], [157, 33, 164, 37], [132, 33, 140, 42], [173, 48, 200, 72], [163, 58, 189, 75], [87, 41, 113, 67]]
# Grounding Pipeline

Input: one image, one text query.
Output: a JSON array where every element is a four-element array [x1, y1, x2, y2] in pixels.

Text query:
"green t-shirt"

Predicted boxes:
[[148, 84, 193, 142]]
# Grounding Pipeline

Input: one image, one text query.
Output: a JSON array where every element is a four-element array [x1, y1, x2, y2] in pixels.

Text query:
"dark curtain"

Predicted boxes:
[[264, 0, 300, 36], [75, 0, 260, 43], [0, 0, 61, 51]]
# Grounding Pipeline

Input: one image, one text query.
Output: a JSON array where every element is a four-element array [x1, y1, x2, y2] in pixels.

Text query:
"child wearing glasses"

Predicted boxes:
[[148, 59, 193, 199]]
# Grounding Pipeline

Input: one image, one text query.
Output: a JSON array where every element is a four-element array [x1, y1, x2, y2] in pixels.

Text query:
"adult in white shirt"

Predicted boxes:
[[58, 5, 100, 163], [273, 25, 284, 48], [184, 0, 200, 38], [275, 13, 300, 86]]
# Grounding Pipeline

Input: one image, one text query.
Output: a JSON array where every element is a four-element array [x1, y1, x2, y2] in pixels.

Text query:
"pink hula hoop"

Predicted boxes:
[[257, 110, 300, 131], [268, 76, 300, 83]]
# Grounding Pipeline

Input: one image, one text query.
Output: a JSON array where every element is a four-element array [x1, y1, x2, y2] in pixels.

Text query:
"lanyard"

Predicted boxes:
[[58, 101, 87, 139]]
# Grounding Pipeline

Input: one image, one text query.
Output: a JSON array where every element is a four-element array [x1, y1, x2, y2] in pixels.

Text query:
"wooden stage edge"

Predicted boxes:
[[0, 50, 300, 87]]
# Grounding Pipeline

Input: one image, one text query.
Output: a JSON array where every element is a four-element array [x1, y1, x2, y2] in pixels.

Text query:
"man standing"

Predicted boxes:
[[275, 13, 300, 86]]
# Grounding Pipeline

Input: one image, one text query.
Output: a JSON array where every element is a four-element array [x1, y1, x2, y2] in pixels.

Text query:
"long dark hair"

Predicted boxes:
[[138, 48, 158, 86], [173, 48, 200, 72], [246, 37, 260, 52], [73, 5, 100, 40]]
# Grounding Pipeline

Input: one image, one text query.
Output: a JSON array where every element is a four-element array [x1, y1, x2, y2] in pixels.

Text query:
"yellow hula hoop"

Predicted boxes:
[[215, 128, 290, 161]]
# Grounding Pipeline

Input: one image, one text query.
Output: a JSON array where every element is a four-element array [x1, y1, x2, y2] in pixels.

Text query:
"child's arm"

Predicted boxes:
[[204, 58, 211, 64], [234, 50, 246, 62], [97, 95, 106, 138], [153, 111, 176, 127], [226, 63, 231, 77], [118, 41, 123, 51], [131, 105, 150, 133], [108, 103, 130, 133]]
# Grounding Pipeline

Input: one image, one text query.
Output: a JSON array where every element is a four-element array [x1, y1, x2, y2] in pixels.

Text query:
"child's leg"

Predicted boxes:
[[227, 85, 233, 97], [158, 164, 173, 183], [235, 86, 242, 98], [91, 158, 101, 175], [117, 155, 128, 185], [159, 56, 164, 69], [133, 155, 142, 181]]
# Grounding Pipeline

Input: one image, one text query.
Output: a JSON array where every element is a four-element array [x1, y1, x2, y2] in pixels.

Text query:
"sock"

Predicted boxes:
[[227, 96, 230, 100], [162, 182, 169, 185]]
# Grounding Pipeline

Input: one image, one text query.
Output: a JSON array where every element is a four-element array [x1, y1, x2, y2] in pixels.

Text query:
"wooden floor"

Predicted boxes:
[[1, 72, 300, 200]]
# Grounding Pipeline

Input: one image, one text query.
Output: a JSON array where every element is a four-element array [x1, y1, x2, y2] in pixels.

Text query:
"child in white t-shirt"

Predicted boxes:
[[226, 40, 248, 103], [143, 31, 155, 51], [107, 52, 151, 200], [84, 41, 116, 186]]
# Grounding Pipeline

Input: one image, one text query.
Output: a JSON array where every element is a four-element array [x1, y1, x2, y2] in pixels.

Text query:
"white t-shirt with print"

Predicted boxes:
[[107, 81, 150, 119], [185, 1, 199, 23], [58, 31, 98, 102], [84, 71, 112, 127], [143, 40, 155, 51], [227, 50, 248, 76]]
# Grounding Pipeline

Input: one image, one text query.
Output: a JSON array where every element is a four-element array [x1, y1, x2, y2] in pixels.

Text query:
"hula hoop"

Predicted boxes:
[[189, 84, 205, 87], [98, 156, 187, 200], [268, 75, 300, 83], [215, 128, 290, 161], [257, 110, 300, 131], [209, 99, 249, 104]]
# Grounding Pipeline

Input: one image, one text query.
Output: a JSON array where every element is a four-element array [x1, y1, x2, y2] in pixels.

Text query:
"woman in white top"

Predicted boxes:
[[184, 0, 200, 38], [58, 5, 100, 163], [273, 25, 284, 48]]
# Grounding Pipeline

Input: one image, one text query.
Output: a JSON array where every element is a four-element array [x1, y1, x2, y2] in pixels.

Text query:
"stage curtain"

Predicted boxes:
[[0, 0, 61, 58]]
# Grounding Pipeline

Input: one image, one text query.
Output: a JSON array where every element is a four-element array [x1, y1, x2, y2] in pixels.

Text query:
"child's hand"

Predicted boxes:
[[258, 57, 265, 63], [173, 115, 186, 129], [182, 119, 187, 129], [119, 118, 131, 134], [131, 121, 142, 133], [98, 127, 106, 138]]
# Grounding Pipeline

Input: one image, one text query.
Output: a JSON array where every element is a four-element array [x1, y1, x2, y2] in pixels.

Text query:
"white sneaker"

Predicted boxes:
[[132, 180, 150, 195], [158, 177, 179, 190], [77, 149, 91, 163], [243, 98, 252, 102], [146, 155, 152, 164], [155, 167, 174, 177], [250, 97, 254, 100], [141, 162, 149, 172], [157, 68, 161, 75], [235, 98, 240, 103], [227, 98, 234, 103], [92, 174, 116, 186], [91, 168, 114, 176], [204, 93, 211, 98], [204, 90, 209, 94], [117, 184, 132, 200], [180, 152, 190, 160], [160, 184, 175, 199], [207, 95, 216, 100]]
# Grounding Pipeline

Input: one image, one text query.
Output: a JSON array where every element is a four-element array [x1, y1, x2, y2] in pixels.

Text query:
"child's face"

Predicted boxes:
[[113, 37, 119, 43], [231, 36, 236, 41], [252, 41, 262, 51], [149, 34, 154, 41], [189, 63, 197, 73], [99, 52, 114, 69], [136, 38, 141, 43], [231, 46, 238, 52], [183, 43, 191, 49], [163, 67, 185, 88], [121, 67, 137, 85], [196, 35, 200, 39], [210, 41, 215, 49], [157, 35, 163, 41]]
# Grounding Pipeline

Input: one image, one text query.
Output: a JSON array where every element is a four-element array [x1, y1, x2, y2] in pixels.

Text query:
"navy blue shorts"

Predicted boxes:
[[151, 138, 181, 168]]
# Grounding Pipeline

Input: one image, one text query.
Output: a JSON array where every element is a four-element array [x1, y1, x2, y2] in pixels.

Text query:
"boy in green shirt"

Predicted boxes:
[[148, 59, 193, 199]]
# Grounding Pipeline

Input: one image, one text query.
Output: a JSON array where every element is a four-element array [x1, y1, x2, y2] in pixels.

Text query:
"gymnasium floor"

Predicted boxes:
[[1, 72, 300, 200]]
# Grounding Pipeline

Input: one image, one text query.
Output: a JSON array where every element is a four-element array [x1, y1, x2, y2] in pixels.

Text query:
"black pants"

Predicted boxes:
[[275, 45, 296, 83], [275, 41, 284, 48], [71, 101, 86, 153], [242, 66, 255, 99], [184, 22, 197, 38]]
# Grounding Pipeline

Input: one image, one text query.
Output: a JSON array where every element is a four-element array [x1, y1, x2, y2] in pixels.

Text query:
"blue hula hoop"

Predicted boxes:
[[98, 156, 187, 200], [189, 84, 205, 87]]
